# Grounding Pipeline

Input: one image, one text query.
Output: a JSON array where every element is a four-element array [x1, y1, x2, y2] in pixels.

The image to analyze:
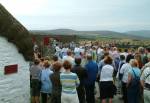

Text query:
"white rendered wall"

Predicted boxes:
[[0, 36, 30, 103]]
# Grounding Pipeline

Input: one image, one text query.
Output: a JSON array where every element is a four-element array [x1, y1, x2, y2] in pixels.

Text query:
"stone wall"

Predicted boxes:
[[0, 37, 30, 103]]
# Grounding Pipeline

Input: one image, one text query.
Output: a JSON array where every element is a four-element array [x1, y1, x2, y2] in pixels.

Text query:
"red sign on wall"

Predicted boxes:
[[4, 64, 18, 75]]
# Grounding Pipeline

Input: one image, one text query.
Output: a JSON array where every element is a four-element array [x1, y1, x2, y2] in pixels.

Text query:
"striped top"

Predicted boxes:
[[60, 72, 80, 94]]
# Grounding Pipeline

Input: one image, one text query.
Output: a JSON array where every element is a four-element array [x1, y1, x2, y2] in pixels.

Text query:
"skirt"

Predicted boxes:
[[100, 81, 114, 99], [61, 92, 79, 103]]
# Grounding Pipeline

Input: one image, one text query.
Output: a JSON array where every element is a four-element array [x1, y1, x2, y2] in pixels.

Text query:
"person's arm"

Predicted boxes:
[[97, 61, 103, 76], [75, 75, 80, 87], [82, 67, 88, 78], [140, 80, 145, 88], [96, 63, 98, 74], [127, 72, 132, 87], [119, 64, 125, 80]]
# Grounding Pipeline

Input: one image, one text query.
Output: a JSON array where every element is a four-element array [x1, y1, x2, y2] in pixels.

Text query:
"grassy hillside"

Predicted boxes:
[[30, 29, 147, 40], [126, 30, 150, 38], [0, 4, 33, 61]]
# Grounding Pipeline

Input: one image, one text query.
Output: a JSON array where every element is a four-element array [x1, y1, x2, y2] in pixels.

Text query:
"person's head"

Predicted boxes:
[[34, 59, 40, 65], [86, 54, 92, 61], [53, 61, 62, 72], [52, 55, 58, 61], [130, 59, 138, 67], [67, 49, 72, 56], [101, 51, 109, 60], [120, 55, 125, 61], [145, 47, 150, 53], [34, 48, 39, 53], [43, 60, 50, 68], [44, 56, 50, 61], [113, 47, 117, 51], [126, 54, 134, 63], [134, 53, 142, 62], [124, 49, 128, 53], [40, 57, 44, 62], [92, 46, 96, 50], [138, 47, 145, 54], [63, 60, 72, 70], [104, 56, 113, 65], [118, 48, 122, 53], [75, 57, 82, 65]]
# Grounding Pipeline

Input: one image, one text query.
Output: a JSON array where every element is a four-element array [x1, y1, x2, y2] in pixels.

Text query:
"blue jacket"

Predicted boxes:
[[84, 60, 98, 85], [40, 68, 53, 93]]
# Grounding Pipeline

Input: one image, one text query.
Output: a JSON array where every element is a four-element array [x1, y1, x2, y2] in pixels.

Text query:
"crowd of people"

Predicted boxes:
[[30, 41, 150, 103]]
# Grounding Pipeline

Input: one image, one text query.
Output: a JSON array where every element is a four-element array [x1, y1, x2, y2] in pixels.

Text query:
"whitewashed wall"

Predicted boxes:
[[0, 37, 30, 103]]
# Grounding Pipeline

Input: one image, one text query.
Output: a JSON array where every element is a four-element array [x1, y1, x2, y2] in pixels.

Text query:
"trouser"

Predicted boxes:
[[144, 89, 150, 103], [77, 85, 86, 103], [122, 82, 128, 103], [41, 93, 51, 103], [51, 89, 61, 103], [127, 86, 140, 103], [61, 92, 79, 103], [85, 84, 95, 103], [117, 80, 122, 95], [51, 93, 61, 103]]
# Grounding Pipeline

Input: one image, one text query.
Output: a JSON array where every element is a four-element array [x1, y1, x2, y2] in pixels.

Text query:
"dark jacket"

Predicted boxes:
[[72, 65, 87, 86], [84, 61, 98, 85], [72, 65, 87, 103], [50, 72, 62, 95]]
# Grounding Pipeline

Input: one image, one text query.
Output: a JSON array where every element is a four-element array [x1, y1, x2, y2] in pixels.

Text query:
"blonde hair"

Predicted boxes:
[[130, 59, 139, 67]]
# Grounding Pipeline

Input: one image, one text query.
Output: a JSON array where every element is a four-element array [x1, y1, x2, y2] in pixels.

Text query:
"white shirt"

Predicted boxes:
[[120, 63, 132, 83], [63, 56, 74, 66], [61, 48, 68, 54], [141, 67, 150, 85], [55, 46, 61, 52], [120, 52, 128, 59], [112, 51, 120, 59], [74, 47, 80, 53], [80, 48, 85, 54], [33, 44, 38, 51], [100, 65, 114, 82], [97, 48, 103, 54]]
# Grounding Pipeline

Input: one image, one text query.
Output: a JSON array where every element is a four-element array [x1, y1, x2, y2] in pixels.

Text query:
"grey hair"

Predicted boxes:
[[129, 59, 138, 67]]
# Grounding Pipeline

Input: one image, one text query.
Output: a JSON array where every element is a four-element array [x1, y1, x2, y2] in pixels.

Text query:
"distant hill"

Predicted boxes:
[[30, 29, 148, 40], [125, 30, 150, 38], [30, 29, 77, 35]]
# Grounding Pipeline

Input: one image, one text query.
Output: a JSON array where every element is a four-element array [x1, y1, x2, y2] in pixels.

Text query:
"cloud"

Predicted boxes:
[[0, 0, 47, 16], [1, 0, 150, 31]]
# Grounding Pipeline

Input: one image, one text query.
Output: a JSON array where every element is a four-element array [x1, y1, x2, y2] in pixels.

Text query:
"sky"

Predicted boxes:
[[0, 0, 150, 32]]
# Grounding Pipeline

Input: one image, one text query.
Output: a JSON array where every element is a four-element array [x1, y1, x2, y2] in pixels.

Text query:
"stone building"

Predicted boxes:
[[0, 4, 32, 103], [0, 37, 30, 103]]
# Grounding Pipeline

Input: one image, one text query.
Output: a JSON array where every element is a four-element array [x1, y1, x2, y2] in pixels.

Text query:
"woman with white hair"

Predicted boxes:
[[127, 59, 141, 103]]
